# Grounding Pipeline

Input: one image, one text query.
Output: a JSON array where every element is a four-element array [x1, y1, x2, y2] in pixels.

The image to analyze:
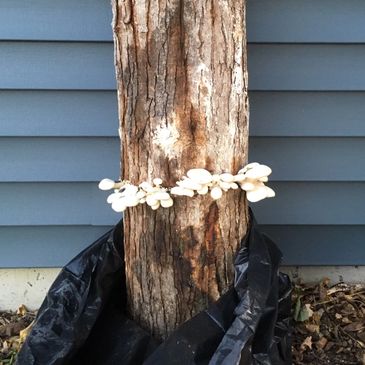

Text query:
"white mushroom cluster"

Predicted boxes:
[[235, 162, 275, 202], [98, 162, 275, 212], [98, 177, 173, 212], [171, 163, 275, 203], [171, 169, 239, 200]]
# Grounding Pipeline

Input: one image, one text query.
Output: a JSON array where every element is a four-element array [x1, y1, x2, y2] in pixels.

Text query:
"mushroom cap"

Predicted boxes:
[[98, 178, 115, 191], [124, 196, 140, 207], [246, 186, 268, 202], [107, 192, 123, 204], [238, 162, 260, 174], [177, 178, 203, 191], [151, 203, 160, 210], [219, 181, 232, 191], [197, 185, 209, 195], [111, 198, 127, 212], [171, 186, 194, 197], [230, 182, 239, 189], [153, 178, 163, 186], [161, 198, 174, 208], [139, 182, 153, 192], [136, 190, 146, 199], [123, 184, 139, 195], [210, 186, 223, 200], [265, 186, 276, 198], [187, 168, 213, 184], [240, 181, 256, 191], [233, 174, 246, 182], [245, 164, 272, 179], [146, 195, 159, 206], [153, 191, 171, 201], [219, 173, 234, 183]]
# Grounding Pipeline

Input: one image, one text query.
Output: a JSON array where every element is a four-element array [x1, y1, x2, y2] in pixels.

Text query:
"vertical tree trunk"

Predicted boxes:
[[112, 0, 249, 339]]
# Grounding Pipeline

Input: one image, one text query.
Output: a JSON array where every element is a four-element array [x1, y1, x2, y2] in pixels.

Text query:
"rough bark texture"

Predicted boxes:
[[112, 0, 249, 339]]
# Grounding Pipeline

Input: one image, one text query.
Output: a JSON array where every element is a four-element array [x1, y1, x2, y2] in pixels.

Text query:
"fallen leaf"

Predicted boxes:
[[294, 296, 302, 322], [19, 321, 34, 343], [319, 279, 330, 300], [296, 303, 314, 322], [324, 341, 335, 351], [305, 324, 320, 333], [341, 317, 352, 324], [313, 308, 324, 324], [300, 336, 313, 351], [16, 305, 27, 317], [358, 332, 365, 342], [343, 322, 365, 332], [316, 337, 328, 350]]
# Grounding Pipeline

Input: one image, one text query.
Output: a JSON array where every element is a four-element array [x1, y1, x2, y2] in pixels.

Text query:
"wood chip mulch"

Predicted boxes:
[[0, 305, 35, 365], [2, 280, 365, 364], [292, 279, 365, 364]]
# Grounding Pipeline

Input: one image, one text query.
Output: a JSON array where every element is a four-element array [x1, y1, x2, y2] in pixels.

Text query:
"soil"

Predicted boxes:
[[1, 280, 365, 364]]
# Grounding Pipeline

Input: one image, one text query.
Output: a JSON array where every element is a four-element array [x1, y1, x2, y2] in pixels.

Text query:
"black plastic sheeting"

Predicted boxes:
[[17, 214, 292, 365]]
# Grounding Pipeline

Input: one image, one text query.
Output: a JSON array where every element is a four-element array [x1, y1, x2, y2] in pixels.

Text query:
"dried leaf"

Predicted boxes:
[[343, 321, 365, 332], [295, 303, 314, 322], [319, 279, 330, 300], [294, 296, 302, 322], [16, 305, 27, 317], [313, 308, 324, 324], [300, 336, 313, 351], [358, 332, 365, 342], [19, 321, 34, 343], [324, 341, 335, 351], [342, 317, 352, 324], [305, 324, 320, 333], [316, 337, 328, 350]]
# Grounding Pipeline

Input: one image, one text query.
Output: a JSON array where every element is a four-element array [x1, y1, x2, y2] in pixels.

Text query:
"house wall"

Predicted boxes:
[[0, 0, 364, 271]]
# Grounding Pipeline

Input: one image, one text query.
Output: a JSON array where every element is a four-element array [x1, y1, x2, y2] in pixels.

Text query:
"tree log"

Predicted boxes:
[[112, 0, 249, 339]]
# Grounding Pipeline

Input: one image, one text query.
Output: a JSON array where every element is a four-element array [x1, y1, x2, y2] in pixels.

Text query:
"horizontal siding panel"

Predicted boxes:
[[0, 91, 118, 136], [0, 182, 363, 226], [0, 42, 115, 90], [5, 90, 364, 138], [2, 0, 364, 45], [3, 0, 365, 44], [260, 225, 365, 266], [5, 43, 363, 91], [248, 44, 365, 91], [247, 0, 365, 43], [250, 92, 365, 137], [4, 224, 365, 267], [0, 137, 119, 182], [0, 226, 113, 268], [0, 0, 112, 42], [0, 183, 120, 226], [250, 137, 365, 181], [252, 182, 365, 225], [4, 137, 365, 182], [3, 136, 364, 182], [5, 43, 365, 91]]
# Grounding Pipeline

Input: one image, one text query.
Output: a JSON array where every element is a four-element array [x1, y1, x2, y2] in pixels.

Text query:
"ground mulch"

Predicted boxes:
[[1, 280, 365, 364], [292, 280, 365, 364], [0, 305, 35, 365]]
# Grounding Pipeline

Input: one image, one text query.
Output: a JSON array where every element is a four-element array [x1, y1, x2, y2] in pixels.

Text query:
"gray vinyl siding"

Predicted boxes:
[[0, 0, 364, 267]]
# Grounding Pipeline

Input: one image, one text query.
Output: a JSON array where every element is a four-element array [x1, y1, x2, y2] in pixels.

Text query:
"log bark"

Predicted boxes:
[[112, 0, 249, 339]]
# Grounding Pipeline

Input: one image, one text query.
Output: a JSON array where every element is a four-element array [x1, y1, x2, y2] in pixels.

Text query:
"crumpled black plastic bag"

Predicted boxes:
[[17, 213, 292, 365]]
